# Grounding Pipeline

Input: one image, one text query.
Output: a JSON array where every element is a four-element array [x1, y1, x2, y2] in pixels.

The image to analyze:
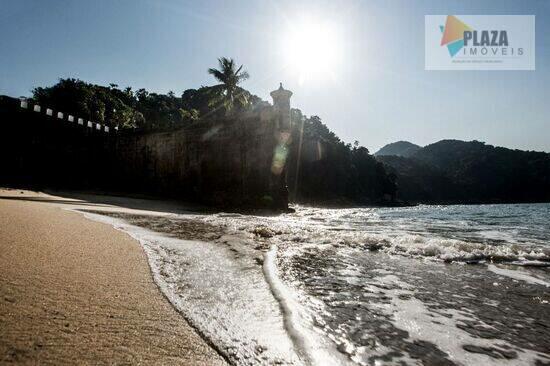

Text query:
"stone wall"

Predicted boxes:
[[113, 113, 282, 208], [0, 94, 291, 209], [0, 96, 114, 190]]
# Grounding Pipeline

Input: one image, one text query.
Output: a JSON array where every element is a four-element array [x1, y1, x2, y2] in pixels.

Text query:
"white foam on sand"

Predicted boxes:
[[369, 274, 549, 366], [79, 211, 304, 365], [263, 244, 353, 366], [487, 264, 550, 287]]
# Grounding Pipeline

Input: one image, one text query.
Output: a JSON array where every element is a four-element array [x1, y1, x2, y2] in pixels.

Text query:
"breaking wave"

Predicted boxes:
[[198, 203, 550, 265]]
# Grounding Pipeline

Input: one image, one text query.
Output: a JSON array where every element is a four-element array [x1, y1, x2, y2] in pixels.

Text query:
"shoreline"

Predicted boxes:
[[2, 188, 549, 365], [77, 197, 550, 365], [80, 208, 308, 364], [0, 188, 226, 365]]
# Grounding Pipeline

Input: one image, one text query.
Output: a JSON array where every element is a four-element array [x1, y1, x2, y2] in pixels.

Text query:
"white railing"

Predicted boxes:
[[19, 98, 113, 133]]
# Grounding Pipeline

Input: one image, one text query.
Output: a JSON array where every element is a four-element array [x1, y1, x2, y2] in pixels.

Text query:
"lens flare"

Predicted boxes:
[[271, 144, 289, 175]]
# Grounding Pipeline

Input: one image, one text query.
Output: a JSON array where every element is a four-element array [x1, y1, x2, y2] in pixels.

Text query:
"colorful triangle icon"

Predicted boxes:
[[446, 39, 464, 57], [439, 25, 466, 57], [440, 15, 472, 46]]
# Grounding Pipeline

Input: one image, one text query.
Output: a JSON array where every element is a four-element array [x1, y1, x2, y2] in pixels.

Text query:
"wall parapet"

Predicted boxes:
[[18, 97, 112, 133]]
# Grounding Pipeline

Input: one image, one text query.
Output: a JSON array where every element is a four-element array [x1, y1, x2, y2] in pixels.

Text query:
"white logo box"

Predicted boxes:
[[425, 15, 535, 71]]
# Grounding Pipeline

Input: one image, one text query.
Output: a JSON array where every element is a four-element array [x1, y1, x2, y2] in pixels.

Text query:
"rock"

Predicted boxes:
[[463, 344, 517, 359], [252, 226, 276, 238]]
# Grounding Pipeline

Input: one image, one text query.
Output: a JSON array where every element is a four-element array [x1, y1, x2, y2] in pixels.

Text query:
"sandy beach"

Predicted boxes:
[[0, 188, 226, 365]]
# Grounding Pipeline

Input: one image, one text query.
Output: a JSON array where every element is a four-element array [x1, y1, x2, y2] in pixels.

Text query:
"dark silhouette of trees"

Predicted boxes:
[[377, 140, 550, 204], [207, 57, 250, 113], [287, 112, 397, 205], [32, 78, 201, 131], [31, 58, 256, 129]]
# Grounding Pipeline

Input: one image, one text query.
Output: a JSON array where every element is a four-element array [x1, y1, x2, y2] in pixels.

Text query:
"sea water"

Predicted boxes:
[[81, 203, 550, 365]]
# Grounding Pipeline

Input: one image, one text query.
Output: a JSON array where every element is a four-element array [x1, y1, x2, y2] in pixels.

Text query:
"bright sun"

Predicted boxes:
[[285, 20, 341, 82]]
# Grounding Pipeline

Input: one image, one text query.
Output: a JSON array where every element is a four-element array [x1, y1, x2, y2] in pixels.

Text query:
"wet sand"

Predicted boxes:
[[0, 189, 226, 365]]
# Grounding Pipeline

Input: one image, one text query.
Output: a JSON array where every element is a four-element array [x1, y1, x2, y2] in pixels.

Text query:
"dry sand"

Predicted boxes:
[[0, 189, 226, 365]]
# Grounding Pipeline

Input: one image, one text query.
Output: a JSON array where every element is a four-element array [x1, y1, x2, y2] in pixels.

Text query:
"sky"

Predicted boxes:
[[1, 0, 549, 153]]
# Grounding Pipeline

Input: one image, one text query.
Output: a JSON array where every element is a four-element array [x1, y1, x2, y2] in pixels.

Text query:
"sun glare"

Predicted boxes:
[[285, 20, 341, 83]]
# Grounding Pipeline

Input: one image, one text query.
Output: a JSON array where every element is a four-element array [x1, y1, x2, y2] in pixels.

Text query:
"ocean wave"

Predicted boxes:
[[255, 224, 550, 265], [205, 205, 550, 265], [360, 235, 550, 264]]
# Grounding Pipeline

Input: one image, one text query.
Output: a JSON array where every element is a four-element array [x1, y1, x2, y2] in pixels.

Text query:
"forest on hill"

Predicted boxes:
[[23, 58, 397, 206], [377, 140, 550, 204], [374, 140, 421, 158]]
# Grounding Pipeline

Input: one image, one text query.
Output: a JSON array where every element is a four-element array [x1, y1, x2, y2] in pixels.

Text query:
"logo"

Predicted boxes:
[[425, 15, 535, 70], [439, 15, 472, 57]]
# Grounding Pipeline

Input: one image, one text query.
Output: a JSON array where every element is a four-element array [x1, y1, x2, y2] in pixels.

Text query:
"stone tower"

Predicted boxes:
[[269, 83, 293, 210], [270, 83, 293, 131]]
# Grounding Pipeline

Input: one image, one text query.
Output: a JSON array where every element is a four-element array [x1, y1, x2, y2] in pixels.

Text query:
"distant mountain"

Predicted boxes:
[[377, 139, 550, 204], [374, 141, 421, 158]]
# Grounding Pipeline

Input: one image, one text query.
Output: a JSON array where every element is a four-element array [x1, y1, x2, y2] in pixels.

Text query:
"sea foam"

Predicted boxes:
[[79, 210, 303, 365]]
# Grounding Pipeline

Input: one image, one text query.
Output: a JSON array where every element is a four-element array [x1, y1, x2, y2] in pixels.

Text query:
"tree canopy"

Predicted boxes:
[[287, 112, 397, 205], [207, 57, 250, 113]]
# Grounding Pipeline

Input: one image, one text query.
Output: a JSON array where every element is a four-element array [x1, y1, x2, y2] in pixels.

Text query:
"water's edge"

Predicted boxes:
[[70, 205, 550, 366], [76, 209, 308, 365], [76, 209, 234, 364]]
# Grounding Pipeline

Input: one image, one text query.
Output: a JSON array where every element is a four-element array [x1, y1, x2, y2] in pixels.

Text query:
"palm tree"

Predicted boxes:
[[208, 57, 250, 112]]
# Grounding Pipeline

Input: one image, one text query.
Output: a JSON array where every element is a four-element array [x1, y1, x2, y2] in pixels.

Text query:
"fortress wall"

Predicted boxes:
[[113, 114, 279, 207], [0, 96, 286, 209], [0, 96, 114, 190]]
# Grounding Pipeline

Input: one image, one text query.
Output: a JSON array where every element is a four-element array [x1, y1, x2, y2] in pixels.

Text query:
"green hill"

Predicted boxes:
[[377, 139, 550, 204], [374, 141, 421, 158]]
